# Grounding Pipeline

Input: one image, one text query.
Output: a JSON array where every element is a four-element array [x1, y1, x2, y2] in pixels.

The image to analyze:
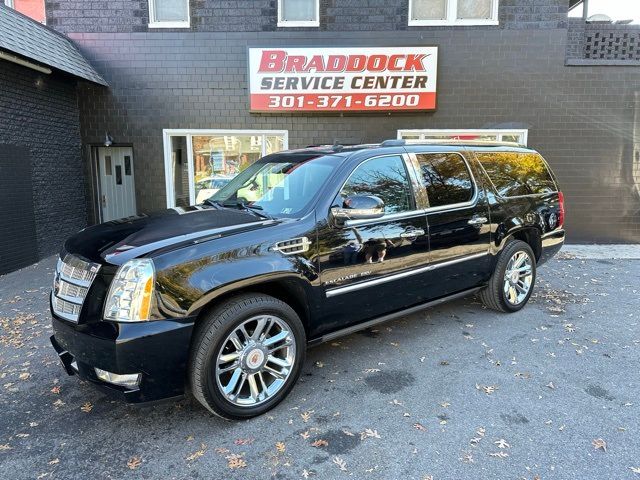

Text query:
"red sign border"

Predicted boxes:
[[247, 45, 439, 114]]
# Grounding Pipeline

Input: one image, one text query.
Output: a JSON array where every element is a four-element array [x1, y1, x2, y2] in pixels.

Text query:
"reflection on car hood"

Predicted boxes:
[[64, 206, 277, 265]]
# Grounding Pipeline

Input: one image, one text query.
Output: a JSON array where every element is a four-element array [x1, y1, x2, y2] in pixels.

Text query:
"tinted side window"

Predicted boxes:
[[475, 152, 556, 197], [340, 155, 413, 214], [416, 153, 474, 207]]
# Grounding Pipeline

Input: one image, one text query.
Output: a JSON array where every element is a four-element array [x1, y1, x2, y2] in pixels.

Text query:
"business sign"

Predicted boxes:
[[248, 46, 438, 112]]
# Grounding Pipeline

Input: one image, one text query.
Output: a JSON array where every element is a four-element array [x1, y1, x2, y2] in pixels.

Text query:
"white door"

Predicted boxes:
[[98, 147, 137, 222]]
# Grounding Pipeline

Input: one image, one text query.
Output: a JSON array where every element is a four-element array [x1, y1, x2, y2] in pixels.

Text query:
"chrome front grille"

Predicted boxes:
[[52, 254, 101, 323]]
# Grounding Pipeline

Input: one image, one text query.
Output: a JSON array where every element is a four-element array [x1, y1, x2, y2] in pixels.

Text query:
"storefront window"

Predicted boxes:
[[165, 131, 288, 207]]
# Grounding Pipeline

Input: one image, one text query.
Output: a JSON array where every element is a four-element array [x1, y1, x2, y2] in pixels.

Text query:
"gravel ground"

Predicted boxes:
[[0, 254, 639, 480]]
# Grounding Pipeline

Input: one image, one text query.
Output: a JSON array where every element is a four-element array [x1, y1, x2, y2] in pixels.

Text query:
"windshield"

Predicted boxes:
[[209, 153, 339, 218]]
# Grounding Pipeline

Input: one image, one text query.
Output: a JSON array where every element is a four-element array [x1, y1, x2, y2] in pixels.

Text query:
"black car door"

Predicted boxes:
[[407, 148, 492, 299], [316, 153, 431, 335]]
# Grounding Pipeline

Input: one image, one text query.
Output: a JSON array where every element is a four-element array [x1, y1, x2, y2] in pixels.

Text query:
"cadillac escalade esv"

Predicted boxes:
[[50, 140, 565, 419]]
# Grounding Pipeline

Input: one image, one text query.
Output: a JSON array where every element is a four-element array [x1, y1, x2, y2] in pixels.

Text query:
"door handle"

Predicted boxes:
[[400, 228, 425, 238], [101, 195, 106, 208], [468, 216, 488, 225]]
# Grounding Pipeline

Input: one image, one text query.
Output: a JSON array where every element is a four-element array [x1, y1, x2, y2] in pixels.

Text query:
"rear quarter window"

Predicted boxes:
[[475, 152, 556, 197]]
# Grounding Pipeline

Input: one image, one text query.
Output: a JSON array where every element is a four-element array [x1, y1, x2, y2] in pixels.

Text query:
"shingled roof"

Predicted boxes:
[[0, 5, 107, 86]]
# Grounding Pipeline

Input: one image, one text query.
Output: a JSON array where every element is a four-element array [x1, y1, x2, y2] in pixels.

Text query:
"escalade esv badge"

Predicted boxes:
[[49, 139, 565, 419]]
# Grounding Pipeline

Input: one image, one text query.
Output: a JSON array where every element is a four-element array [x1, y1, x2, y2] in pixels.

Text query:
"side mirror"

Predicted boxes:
[[331, 195, 385, 224]]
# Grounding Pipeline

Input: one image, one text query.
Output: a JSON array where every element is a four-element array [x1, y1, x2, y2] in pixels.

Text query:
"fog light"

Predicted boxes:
[[94, 368, 141, 388]]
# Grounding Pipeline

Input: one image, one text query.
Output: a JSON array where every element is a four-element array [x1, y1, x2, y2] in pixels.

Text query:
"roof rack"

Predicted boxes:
[[381, 139, 406, 147]]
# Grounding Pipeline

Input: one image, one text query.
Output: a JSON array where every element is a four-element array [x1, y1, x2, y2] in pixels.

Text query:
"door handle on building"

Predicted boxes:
[[101, 195, 106, 208], [400, 228, 425, 238], [468, 216, 488, 225]]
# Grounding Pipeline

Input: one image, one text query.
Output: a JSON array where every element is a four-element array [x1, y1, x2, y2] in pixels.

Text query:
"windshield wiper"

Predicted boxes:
[[221, 200, 274, 220], [202, 198, 224, 208]]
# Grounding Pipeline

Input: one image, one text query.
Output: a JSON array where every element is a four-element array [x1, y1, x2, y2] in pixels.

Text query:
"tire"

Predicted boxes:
[[479, 240, 537, 313], [188, 293, 306, 419]]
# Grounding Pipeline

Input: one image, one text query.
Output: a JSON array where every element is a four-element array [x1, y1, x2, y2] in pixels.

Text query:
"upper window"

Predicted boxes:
[[409, 0, 499, 26], [149, 0, 190, 28], [416, 153, 474, 207], [278, 0, 320, 27], [398, 129, 528, 145], [339, 155, 413, 214], [475, 152, 557, 197]]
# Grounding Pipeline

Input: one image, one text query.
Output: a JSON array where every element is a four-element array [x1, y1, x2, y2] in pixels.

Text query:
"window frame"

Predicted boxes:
[[335, 154, 421, 228], [407, 151, 479, 212], [162, 129, 289, 208], [148, 0, 190, 29], [277, 0, 320, 28], [398, 128, 528, 145], [408, 0, 499, 27], [414, 151, 476, 209]]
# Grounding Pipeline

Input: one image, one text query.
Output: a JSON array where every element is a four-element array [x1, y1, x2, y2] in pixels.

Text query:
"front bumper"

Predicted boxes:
[[539, 228, 565, 265], [51, 315, 195, 403]]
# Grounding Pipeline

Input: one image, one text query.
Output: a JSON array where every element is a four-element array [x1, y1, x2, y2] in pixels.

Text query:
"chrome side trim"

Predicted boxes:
[[344, 209, 426, 227], [311, 286, 483, 345], [325, 251, 489, 297], [272, 236, 312, 255]]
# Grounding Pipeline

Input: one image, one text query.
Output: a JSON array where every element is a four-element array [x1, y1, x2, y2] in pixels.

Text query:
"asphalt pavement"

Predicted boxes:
[[0, 253, 639, 480]]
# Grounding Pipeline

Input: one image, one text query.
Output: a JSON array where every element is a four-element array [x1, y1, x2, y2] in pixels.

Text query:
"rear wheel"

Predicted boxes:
[[189, 293, 305, 419], [480, 240, 536, 312]]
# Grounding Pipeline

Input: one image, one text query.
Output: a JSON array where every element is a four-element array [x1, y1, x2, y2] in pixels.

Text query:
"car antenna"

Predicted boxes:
[[332, 140, 344, 152]]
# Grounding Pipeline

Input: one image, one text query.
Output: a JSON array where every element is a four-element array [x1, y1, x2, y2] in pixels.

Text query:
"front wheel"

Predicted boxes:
[[189, 294, 306, 419], [479, 240, 536, 313]]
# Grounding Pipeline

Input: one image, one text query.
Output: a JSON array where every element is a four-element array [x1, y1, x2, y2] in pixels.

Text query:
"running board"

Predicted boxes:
[[308, 287, 482, 346]]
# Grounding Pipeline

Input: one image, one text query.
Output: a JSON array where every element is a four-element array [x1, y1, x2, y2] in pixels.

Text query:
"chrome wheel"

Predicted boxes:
[[503, 250, 533, 306], [215, 315, 296, 407]]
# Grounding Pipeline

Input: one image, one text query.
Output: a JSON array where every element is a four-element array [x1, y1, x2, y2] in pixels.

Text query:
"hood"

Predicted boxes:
[[64, 206, 277, 265]]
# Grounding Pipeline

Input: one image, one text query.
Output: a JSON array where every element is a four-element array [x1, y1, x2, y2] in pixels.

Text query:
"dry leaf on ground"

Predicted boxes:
[[127, 456, 142, 470]]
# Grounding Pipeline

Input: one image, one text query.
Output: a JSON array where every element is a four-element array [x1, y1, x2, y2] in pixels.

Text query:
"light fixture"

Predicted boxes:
[[104, 132, 113, 147]]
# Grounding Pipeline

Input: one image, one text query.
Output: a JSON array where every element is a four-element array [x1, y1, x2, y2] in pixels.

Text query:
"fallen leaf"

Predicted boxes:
[[311, 439, 328, 448], [302, 469, 315, 478], [80, 402, 93, 413], [342, 429, 355, 437], [300, 430, 311, 440], [592, 438, 607, 452], [360, 428, 381, 440], [494, 439, 510, 449], [300, 410, 314, 423], [19, 372, 30, 380], [413, 423, 427, 431], [53, 399, 65, 407], [234, 437, 254, 446], [332, 456, 347, 471], [315, 361, 324, 368], [127, 456, 142, 470], [363, 368, 381, 373], [186, 443, 207, 461], [50, 386, 60, 394], [0, 444, 12, 451], [48, 459, 59, 465], [226, 453, 247, 469], [489, 451, 509, 458], [275, 441, 286, 453], [629, 467, 640, 474]]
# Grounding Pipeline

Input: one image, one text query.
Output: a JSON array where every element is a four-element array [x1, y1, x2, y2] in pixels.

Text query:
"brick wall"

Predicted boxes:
[[47, 0, 568, 33], [69, 27, 640, 243], [0, 60, 87, 266]]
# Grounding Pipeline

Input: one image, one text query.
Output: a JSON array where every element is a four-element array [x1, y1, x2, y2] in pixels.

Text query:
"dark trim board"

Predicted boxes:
[[308, 286, 483, 346]]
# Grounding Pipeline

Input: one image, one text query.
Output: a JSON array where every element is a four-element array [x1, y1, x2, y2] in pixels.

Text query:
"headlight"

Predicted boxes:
[[103, 259, 155, 322]]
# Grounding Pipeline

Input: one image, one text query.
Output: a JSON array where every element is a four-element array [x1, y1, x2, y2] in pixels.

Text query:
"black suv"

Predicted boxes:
[[50, 140, 565, 419]]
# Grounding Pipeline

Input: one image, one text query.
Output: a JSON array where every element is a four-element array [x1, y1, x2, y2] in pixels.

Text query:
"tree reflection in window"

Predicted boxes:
[[416, 153, 474, 207], [475, 152, 556, 197], [340, 155, 413, 214]]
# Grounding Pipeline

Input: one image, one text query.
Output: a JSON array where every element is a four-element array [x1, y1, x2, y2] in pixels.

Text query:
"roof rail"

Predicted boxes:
[[381, 139, 406, 147]]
